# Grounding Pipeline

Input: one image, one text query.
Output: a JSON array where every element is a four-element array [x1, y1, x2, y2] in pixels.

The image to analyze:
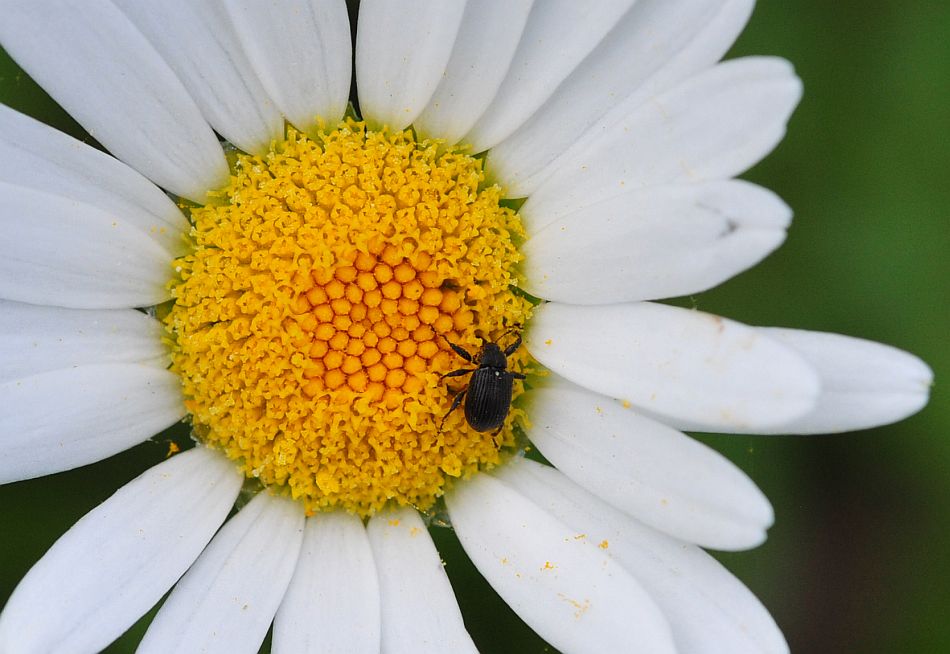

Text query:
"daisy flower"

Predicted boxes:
[[0, 1, 932, 653]]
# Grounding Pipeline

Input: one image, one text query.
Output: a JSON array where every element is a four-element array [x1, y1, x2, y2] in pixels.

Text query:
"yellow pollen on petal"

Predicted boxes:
[[166, 120, 532, 516]]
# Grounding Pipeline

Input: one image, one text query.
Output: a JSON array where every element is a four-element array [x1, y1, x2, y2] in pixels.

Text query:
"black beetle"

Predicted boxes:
[[440, 326, 526, 432]]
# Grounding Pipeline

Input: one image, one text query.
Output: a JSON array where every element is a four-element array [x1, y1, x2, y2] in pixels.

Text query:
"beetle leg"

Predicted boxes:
[[441, 368, 475, 380], [503, 332, 523, 357], [511, 371, 526, 380], [491, 426, 504, 448], [439, 388, 467, 431], [441, 335, 475, 363]]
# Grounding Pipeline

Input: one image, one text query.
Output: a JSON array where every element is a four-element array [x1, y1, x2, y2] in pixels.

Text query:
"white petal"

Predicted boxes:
[[0, 447, 243, 654], [642, 329, 934, 436], [525, 383, 773, 550], [274, 512, 380, 654], [446, 473, 676, 654], [0, 364, 184, 484], [413, 0, 533, 144], [497, 458, 790, 654], [0, 183, 173, 309], [491, 0, 755, 196], [115, 0, 284, 155], [527, 302, 820, 430], [367, 508, 477, 654], [226, 0, 351, 135], [0, 1, 227, 202], [139, 493, 305, 654], [0, 300, 167, 384], [463, 0, 637, 152], [0, 104, 188, 254], [520, 180, 790, 303], [523, 57, 802, 222], [753, 329, 932, 434], [356, 0, 467, 131]]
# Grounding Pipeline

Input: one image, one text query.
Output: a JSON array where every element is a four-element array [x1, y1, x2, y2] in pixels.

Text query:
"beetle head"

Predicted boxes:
[[478, 342, 507, 368]]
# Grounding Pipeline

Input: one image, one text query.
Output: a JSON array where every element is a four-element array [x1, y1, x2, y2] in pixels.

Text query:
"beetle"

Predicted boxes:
[[439, 326, 526, 432]]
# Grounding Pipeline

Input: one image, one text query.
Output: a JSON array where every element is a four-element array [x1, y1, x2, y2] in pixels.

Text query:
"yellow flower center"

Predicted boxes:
[[166, 120, 532, 516]]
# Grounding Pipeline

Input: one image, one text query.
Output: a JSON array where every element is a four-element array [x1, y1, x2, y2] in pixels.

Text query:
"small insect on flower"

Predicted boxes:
[[440, 326, 526, 433]]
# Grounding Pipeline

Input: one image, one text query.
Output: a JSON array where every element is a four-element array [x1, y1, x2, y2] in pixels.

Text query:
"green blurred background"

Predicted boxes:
[[1, 2, 947, 652]]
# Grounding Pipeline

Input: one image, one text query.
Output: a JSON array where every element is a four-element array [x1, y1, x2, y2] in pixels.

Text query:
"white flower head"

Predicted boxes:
[[0, 1, 932, 653]]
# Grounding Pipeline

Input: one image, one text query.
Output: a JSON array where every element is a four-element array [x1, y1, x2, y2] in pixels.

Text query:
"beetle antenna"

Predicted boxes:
[[439, 333, 475, 363], [498, 322, 522, 348]]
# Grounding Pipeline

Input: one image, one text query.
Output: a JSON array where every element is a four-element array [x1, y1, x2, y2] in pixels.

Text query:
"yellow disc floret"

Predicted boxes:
[[166, 120, 532, 516]]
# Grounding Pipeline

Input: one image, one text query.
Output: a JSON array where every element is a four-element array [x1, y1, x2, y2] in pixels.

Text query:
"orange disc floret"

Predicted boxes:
[[166, 120, 533, 516]]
